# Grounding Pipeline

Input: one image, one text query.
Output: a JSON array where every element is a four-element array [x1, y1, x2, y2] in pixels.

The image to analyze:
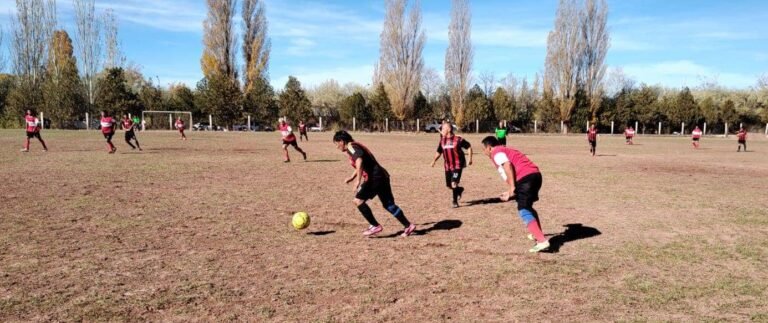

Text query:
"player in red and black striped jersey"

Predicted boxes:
[[333, 130, 416, 238], [121, 114, 142, 151], [100, 111, 117, 154], [21, 110, 48, 152], [431, 122, 473, 208], [737, 127, 747, 152], [587, 124, 598, 156], [279, 118, 307, 162]]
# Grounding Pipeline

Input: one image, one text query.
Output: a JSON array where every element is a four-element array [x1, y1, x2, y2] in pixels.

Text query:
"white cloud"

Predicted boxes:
[[272, 65, 374, 89], [97, 0, 205, 32], [621, 60, 756, 88]]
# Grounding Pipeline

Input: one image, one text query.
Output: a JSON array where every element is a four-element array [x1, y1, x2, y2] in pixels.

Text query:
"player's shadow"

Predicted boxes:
[[304, 159, 340, 163], [542, 223, 601, 253], [463, 197, 512, 206], [307, 230, 335, 236], [596, 154, 617, 157], [375, 219, 462, 238]]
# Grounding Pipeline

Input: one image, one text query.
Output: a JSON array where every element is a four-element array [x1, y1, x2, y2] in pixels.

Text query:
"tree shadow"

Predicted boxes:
[[374, 219, 462, 238], [307, 230, 336, 236], [542, 223, 601, 253]]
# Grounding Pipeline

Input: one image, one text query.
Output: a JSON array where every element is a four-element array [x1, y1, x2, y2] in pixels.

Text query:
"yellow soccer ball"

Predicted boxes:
[[292, 212, 310, 230]]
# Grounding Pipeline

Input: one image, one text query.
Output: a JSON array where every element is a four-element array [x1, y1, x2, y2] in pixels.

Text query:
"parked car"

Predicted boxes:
[[253, 124, 274, 131], [309, 126, 324, 132], [424, 122, 457, 133], [232, 124, 254, 131], [507, 125, 523, 133], [193, 122, 223, 131]]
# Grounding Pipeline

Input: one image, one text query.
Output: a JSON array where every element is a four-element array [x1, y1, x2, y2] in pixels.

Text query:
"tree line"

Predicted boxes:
[[0, 0, 766, 132]]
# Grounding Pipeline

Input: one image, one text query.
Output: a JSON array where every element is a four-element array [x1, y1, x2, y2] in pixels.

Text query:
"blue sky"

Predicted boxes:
[[1, 0, 767, 90]]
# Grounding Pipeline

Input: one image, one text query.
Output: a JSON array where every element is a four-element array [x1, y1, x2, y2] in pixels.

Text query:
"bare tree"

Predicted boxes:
[[545, 0, 583, 133], [11, 0, 56, 87], [445, 0, 473, 127], [242, 0, 271, 90], [202, 0, 237, 80], [103, 9, 125, 69], [0, 26, 6, 72], [421, 67, 442, 103], [580, 0, 609, 121], [73, 0, 103, 110], [377, 0, 426, 120], [605, 67, 634, 96], [478, 71, 495, 97]]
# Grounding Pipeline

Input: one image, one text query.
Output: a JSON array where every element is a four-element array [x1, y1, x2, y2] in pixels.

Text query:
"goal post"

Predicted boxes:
[[141, 111, 193, 131]]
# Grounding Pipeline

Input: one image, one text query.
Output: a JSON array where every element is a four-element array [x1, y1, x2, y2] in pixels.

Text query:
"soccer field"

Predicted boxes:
[[1, 129, 766, 321]]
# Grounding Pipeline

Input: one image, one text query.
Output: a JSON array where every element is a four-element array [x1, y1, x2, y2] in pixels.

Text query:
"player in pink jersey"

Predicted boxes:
[[333, 130, 416, 237], [624, 126, 635, 145], [175, 117, 187, 140], [481, 136, 549, 253], [587, 124, 598, 156], [100, 111, 117, 153], [121, 114, 142, 151], [21, 110, 48, 152], [737, 126, 747, 152], [279, 118, 307, 162], [691, 126, 702, 149]]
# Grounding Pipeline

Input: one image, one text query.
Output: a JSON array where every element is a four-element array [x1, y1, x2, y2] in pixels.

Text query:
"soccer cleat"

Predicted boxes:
[[456, 187, 464, 201], [452, 201, 459, 208], [302, 151, 307, 161], [401, 224, 416, 237], [20, 149, 29, 152], [527, 233, 535, 241], [283, 160, 290, 163], [529, 240, 550, 253], [363, 225, 383, 237]]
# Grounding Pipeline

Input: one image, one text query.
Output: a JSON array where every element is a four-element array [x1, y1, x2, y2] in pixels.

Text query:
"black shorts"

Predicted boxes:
[[444, 169, 463, 188], [693, 138, 700, 142], [738, 140, 746, 144], [498, 137, 507, 146], [300, 131, 307, 135], [282, 139, 298, 147], [589, 140, 596, 148], [355, 177, 395, 206], [625, 136, 631, 140], [26, 131, 41, 139], [125, 131, 136, 141], [515, 173, 542, 210], [103, 132, 114, 141]]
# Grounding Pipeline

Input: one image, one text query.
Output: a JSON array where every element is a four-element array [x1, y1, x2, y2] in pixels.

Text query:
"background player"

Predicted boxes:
[[624, 126, 635, 145], [495, 121, 508, 146], [298, 120, 309, 141], [122, 114, 142, 151], [333, 130, 416, 237], [431, 122, 473, 208], [100, 111, 117, 153], [279, 118, 307, 162], [481, 136, 549, 253], [587, 124, 598, 156], [175, 117, 187, 140], [21, 110, 48, 152], [691, 125, 702, 149], [737, 126, 747, 152]]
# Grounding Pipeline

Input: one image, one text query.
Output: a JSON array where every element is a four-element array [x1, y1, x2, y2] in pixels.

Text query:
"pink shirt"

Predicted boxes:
[[692, 129, 702, 139], [490, 146, 540, 182], [279, 123, 296, 141]]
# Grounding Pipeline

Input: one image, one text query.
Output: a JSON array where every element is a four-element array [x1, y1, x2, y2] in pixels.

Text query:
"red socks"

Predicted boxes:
[[527, 220, 546, 242]]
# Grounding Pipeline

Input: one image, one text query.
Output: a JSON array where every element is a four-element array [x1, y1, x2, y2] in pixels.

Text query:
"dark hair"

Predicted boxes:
[[333, 130, 354, 143], [102, 110, 108, 116], [481, 136, 500, 147]]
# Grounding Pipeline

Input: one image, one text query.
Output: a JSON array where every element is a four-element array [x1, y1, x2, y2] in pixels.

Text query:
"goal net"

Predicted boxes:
[[141, 111, 193, 131]]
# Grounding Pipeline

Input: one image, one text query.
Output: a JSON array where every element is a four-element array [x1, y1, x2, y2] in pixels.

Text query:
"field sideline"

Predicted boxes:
[[1, 129, 767, 321]]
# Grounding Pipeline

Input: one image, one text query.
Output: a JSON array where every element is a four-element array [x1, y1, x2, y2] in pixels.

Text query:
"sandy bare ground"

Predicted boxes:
[[1, 129, 766, 322]]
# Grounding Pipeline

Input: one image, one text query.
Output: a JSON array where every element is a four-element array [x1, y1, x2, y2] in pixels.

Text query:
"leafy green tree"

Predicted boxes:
[[243, 76, 277, 124], [139, 83, 164, 113], [464, 84, 492, 127], [166, 84, 198, 115], [0, 74, 17, 127], [195, 74, 243, 127], [339, 92, 369, 126], [720, 99, 738, 129], [95, 67, 140, 116], [42, 30, 84, 128], [278, 76, 312, 122], [369, 83, 392, 122], [412, 91, 430, 120], [492, 87, 515, 123]]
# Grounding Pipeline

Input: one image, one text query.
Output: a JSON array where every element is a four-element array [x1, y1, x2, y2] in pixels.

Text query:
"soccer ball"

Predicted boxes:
[[292, 211, 310, 230]]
